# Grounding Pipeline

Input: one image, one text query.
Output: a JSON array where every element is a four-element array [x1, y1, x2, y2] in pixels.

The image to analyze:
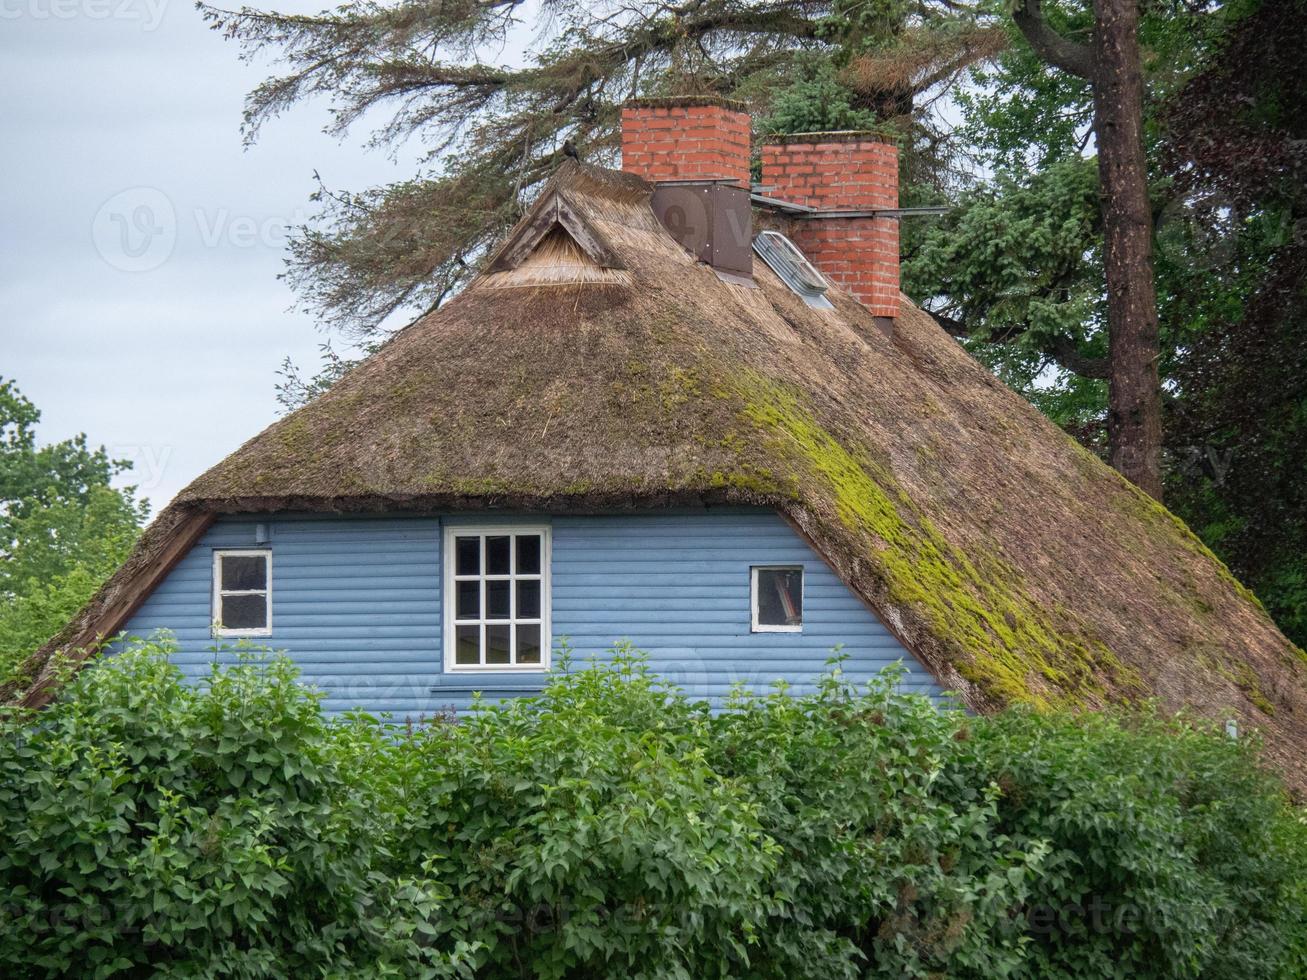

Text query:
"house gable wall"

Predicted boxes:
[[116, 508, 944, 715]]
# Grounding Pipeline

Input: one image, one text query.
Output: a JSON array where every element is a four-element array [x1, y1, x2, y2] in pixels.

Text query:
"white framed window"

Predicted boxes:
[[443, 526, 550, 671], [212, 549, 272, 637], [752, 566, 803, 633]]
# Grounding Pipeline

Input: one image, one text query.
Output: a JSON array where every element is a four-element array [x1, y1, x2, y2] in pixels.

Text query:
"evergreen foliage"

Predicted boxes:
[[200, 0, 1001, 337], [906, 0, 1307, 643], [757, 59, 879, 135], [1160, 0, 1307, 648]]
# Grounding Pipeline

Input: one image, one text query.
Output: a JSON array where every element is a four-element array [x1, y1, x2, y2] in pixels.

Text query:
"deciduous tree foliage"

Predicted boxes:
[[0, 380, 147, 683], [1, 642, 1303, 977]]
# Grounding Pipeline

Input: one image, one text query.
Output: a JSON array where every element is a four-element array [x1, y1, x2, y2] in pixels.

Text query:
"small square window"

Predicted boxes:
[[456, 580, 480, 619], [213, 550, 272, 637], [752, 566, 803, 632], [221, 594, 268, 631], [487, 579, 511, 618], [446, 527, 550, 670], [517, 580, 541, 618], [486, 624, 512, 664]]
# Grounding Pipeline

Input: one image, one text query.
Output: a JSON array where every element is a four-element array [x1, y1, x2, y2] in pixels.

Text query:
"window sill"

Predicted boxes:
[[213, 629, 273, 639]]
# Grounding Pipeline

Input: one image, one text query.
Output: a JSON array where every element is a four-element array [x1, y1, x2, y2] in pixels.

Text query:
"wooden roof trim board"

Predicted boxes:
[[485, 190, 626, 274]]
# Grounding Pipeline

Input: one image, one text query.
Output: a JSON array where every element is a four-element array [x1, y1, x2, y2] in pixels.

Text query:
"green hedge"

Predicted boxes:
[[0, 637, 1303, 978]]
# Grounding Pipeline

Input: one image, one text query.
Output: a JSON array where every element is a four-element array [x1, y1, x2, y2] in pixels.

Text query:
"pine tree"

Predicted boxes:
[[202, 0, 1004, 337], [1011, 0, 1163, 496]]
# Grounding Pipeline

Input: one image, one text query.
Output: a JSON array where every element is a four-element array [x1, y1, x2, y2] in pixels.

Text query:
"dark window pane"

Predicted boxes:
[[517, 624, 542, 664], [455, 537, 480, 576], [455, 625, 481, 665], [516, 580, 541, 619], [757, 568, 803, 627], [487, 579, 510, 619], [456, 580, 480, 620], [221, 555, 266, 591], [486, 625, 511, 664], [486, 536, 511, 575], [516, 535, 541, 575], [221, 594, 266, 630]]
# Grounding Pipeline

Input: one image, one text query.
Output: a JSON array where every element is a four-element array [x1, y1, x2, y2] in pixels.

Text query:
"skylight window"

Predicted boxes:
[[753, 230, 833, 309]]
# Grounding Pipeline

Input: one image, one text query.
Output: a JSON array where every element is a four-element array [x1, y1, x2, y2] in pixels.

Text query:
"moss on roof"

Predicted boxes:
[[734, 374, 1143, 709], [12, 160, 1306, 792]]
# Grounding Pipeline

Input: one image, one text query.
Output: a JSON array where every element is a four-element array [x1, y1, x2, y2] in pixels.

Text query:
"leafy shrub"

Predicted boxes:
[[0, 638, 1303, 979], [708, 676, 1045, 978], [374, 654, 778, 979], [954, 709, 1307, 980], [0, 637, 472, 978]]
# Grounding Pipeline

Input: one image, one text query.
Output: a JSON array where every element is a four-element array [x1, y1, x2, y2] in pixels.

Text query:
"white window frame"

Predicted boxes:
[[443, 525, 551, 672], [212, 549, 273, 638], [751, 565, 804, 633]]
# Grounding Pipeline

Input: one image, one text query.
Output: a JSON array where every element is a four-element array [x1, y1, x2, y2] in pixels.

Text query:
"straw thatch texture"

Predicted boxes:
[[11, 161, 1305, 790]]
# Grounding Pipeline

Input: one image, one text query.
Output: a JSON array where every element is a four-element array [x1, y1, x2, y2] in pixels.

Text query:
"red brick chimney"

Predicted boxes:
[[620, 96, 751, 187], [761, 133, 900, 318], [620, 97, 754, 279]]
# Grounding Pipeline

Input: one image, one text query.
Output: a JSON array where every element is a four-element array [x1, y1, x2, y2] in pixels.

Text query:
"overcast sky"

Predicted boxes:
[[1, 0, 433, 512]]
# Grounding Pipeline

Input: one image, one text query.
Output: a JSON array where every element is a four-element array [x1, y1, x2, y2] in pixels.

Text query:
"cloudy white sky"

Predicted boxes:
[[1, 0, 437, 511]]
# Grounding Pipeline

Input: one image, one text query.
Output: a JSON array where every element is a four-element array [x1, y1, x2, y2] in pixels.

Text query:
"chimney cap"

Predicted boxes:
[[762, 129, 898, 146], [623, 95, 748, 113]]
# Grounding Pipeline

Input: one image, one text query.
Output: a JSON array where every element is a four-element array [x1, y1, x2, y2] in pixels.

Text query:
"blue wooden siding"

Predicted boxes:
[[116, 509, 944, 716]]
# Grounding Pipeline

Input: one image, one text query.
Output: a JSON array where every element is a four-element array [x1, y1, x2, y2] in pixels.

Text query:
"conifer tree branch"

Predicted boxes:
[[1010, 0, 1094, 80]]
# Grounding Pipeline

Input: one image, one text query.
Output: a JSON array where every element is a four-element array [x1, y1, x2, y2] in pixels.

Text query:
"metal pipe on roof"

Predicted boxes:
[[749, 192, 950, 219], [805, 206, 952, 220], [749, 192, 815, 214]]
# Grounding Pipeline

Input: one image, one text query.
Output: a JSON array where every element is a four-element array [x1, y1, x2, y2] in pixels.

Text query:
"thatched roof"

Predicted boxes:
[[9, 161, 1306, 790]]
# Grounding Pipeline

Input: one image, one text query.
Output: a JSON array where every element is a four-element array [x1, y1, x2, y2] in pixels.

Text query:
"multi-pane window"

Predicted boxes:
[[445, 527, 549, 670], [752, 566, 803, 632], [212, 550, 272, 637]]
